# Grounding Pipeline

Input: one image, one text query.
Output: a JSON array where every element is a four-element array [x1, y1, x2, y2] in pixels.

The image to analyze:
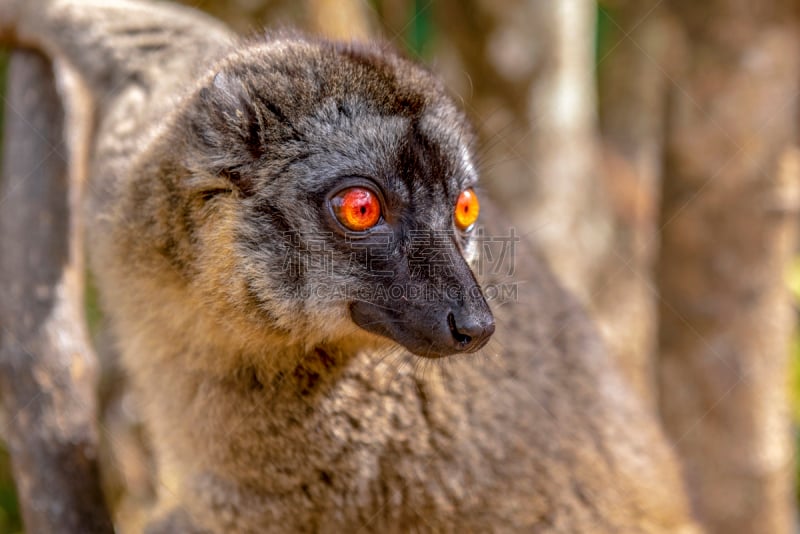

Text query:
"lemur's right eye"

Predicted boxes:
[[454, 188, 480, 231], [331, 187, 382, 231]]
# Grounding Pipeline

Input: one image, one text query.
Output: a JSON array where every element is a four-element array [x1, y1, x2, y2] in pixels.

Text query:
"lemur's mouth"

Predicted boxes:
[[349, 300, 495, 358]]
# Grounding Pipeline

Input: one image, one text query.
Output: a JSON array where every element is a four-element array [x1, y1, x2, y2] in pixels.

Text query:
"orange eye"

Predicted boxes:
[[454, 188, 479, 231], [331, 187, 382, 231]]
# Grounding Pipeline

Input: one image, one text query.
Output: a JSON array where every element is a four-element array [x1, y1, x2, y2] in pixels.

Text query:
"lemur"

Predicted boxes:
[[0, 1, 700, 532]]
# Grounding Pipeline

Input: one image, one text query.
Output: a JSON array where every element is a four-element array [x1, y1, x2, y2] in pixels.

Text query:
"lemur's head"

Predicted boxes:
[[178, 36, 494, 358]]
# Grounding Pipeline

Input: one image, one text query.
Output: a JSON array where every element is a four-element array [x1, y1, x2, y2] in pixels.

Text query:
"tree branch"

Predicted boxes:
[[0, 48, 113, 534]]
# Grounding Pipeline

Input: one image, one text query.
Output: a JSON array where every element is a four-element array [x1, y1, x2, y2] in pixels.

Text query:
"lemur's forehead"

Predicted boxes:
[[300, 104, 400, 176], [300, 97, 475, 198], [417, 110, 478, 184], [237, 38, 478, 197]]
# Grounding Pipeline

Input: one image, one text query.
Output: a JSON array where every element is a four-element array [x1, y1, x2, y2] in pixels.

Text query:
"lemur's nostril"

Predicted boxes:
[[448, 312, 472, 345], [448, 311, 494, 352]]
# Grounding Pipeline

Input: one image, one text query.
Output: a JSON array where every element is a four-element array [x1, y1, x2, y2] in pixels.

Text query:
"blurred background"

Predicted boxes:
[[2, 0, 800, 532]]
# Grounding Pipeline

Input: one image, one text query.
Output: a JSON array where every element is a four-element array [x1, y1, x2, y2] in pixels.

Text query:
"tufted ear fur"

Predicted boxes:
[[186, 70, 268, 194]]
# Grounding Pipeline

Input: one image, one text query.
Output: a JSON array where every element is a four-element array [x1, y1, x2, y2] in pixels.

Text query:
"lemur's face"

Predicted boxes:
[[189, 40, 494, 357]]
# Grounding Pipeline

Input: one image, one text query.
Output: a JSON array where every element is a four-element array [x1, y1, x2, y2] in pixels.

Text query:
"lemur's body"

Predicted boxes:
[[1, 1, 698, 532]]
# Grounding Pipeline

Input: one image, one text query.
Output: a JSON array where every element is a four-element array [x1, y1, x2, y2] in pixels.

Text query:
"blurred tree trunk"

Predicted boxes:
[[182, 0, 302, 33], [305, 0, 374, 41], [432, 0, 674, 403], [0, 49, 113, 534], [185, 0, 374, 40], [595, 1, 679, 403], [431, 0, 608, 302], [524, 0, 609, 302], [658, 2, 800, 532]]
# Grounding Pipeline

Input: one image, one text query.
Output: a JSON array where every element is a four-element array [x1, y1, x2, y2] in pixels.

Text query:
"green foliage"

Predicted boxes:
[[85, 270, 103, 338], [0, 49, 20, 534], [787, 258, 800, 503], [0, 448, 21, 534], [787, 258, 800, 420], [0, 50, 6, 151], [407, 0, 434, 59], [595, 1, 615, 67]]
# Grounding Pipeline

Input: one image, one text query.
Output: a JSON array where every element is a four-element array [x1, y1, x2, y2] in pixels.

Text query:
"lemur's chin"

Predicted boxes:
[[349, 300, 495, 359]]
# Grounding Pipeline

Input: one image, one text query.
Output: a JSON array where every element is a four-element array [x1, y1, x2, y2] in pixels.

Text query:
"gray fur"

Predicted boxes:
[[1, 1, 699, 532]]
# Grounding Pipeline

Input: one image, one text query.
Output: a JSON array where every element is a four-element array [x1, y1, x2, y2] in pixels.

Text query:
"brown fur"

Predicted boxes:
[[1, 1, 700, 532]]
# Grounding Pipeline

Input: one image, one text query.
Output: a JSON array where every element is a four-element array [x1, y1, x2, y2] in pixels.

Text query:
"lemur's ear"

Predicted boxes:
[[187, 70, 267, 193]]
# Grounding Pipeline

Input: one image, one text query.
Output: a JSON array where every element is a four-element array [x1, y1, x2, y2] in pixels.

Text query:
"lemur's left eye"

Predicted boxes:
[[454, 188, 479, 231], [331, 187, 382, 231]]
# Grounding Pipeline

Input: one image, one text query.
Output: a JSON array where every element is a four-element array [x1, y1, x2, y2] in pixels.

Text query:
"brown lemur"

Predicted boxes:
[[0, 1, 700, 532]]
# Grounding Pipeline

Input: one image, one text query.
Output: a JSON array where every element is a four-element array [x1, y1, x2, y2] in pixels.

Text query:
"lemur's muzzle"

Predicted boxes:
[[349, 235, 495, 358]]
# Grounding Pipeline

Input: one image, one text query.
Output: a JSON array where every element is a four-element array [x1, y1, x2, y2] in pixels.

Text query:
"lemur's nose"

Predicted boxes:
[[447, 311, 495, 352]]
